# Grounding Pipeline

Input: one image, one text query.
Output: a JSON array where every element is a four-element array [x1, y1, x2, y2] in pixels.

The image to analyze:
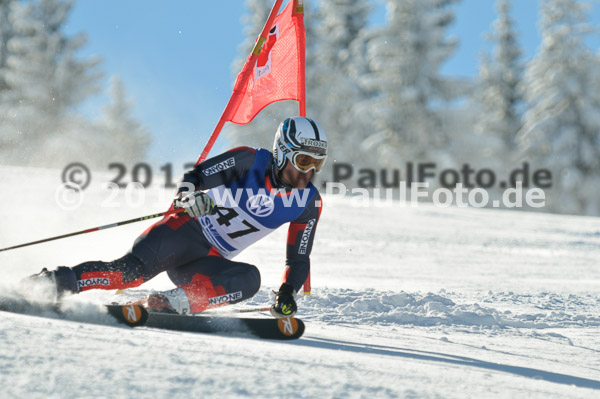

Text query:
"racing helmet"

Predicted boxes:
[[273, 117, 328, 174]]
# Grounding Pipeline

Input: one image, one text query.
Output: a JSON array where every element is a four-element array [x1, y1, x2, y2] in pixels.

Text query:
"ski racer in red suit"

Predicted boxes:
[[25, 117, 327, 318]]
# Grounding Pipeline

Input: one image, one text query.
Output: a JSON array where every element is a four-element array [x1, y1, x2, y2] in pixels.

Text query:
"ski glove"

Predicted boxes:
[[174, 191, 217, 218], [270, 282, 297, 318]]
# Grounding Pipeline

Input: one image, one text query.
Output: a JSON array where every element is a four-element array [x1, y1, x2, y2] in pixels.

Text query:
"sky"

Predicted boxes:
[[63, 0, 600, 168]]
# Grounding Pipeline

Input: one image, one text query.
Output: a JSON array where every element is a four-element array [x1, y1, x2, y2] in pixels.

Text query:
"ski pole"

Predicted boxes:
[[0, 209, 185, 253], [201, 307, 272, 315]]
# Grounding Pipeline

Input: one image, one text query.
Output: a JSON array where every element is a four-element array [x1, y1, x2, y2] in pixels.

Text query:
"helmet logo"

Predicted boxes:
[[275, 140, 291, 169], [300, 138, 326, 148], [246, 194, 275, 217], [277, 140, 291, 155], [300, 138, 327, 155]]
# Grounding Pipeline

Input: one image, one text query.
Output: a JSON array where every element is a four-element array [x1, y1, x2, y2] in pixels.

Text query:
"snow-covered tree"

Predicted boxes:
[[95, 76, 151, 165], [308, 0, 372, 170], [0, 0, 14, 93], [519, 0, 600, 215], [40, 76, 150, 169], [475, 0, 523, 154], [0, 0, 102, 166], [357, 0, 461, 166], [5, 0, 100, 116], [0, 0, 17, 156]]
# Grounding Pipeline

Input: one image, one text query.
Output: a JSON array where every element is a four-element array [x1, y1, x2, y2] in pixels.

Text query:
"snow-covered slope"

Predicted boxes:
[[1, 165, 599, 398]]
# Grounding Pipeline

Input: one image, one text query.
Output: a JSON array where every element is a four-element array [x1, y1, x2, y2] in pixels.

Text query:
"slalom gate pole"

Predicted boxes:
[[295, 0, 310, 296], [0, 209, 185, 253]]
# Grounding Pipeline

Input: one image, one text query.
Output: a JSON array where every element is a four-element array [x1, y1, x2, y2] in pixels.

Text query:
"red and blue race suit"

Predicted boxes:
[[55, 147, 322, 313]]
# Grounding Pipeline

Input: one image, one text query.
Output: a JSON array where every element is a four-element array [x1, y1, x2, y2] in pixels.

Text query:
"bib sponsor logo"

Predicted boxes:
[[202, 157, 236, 177], [277, 317, 299, 336], [78, 278, 110, 289], [298, 218, 316, 254], [199, 216, 235, 255], [208, 291, 242, 306], [246, 194, 275, 217]]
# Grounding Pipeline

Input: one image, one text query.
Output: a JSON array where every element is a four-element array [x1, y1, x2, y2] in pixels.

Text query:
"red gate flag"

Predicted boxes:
[[196, 0, 305, 165], [223, 0, 306, 124]]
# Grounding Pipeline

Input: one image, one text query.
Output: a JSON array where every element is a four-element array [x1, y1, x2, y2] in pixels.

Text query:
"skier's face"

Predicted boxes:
[[280, 162, 314, 189]]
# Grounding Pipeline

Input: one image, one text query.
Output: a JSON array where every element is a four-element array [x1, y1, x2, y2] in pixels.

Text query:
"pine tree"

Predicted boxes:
[[0, 0, 17, 156], [309, 0, 372, 169], [1, 0, 101, 166], [476, 0, 523, 152], [519, 0, 600, 215], [94, 76, 151, 166], [0, 0, 13, 92], [357, 0, 461, 166]]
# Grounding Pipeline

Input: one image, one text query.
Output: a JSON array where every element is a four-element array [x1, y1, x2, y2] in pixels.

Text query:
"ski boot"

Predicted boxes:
[[19, 267, 78, 301], [134, 288, 191, 314]]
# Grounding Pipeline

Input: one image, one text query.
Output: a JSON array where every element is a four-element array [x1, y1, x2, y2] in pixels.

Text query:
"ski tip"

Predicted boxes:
[[276, 317, 305, 339], [106, 304, 148, 327]]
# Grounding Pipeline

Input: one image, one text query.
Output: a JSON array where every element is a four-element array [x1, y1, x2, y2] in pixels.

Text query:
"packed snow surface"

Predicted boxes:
[[1, 165, 599, 398]]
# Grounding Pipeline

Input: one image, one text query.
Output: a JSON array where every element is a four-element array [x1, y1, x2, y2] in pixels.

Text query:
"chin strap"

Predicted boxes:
[[270, 162, 293, 191]]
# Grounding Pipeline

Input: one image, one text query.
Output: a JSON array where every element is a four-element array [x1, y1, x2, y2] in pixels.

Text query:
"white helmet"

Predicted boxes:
[[273, 117, 328, 174]]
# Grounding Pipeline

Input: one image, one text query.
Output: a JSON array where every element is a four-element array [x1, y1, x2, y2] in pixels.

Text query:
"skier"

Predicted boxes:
[[24, 116, 327, 318]]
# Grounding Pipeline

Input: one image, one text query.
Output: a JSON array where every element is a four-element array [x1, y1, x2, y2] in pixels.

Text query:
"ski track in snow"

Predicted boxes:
[[1, 165, 600, 398]]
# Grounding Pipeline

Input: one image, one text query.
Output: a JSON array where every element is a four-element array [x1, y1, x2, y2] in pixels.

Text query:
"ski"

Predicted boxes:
[[0, 297, 149, 327], [0, 295, 61, 315], [107, 302, 305, 340], [142, 311, 305, 340], [1, 297, 304, 340]]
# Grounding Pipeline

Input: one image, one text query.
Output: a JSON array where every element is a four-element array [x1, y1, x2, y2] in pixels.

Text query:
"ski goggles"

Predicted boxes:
[[290, 152, 327, 174]]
